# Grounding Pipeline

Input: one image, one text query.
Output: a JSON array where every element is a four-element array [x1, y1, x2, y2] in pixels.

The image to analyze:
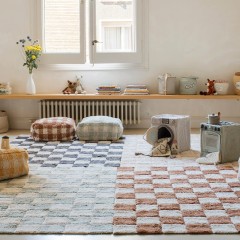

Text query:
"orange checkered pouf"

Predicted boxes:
[[31, 117, 76, 141], [0, 148, 29, 181]]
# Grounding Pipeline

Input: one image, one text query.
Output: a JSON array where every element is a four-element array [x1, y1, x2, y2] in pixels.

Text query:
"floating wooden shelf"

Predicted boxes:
[[0, 93, 240, 100]]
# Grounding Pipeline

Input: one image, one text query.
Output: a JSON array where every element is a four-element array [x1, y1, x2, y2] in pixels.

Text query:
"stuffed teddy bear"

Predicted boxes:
[[200, 79, 216, 95], [62, 80, 77, 94]]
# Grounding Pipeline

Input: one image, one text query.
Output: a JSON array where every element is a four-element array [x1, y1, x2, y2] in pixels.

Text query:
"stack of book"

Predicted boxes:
[[123, 84, 149, 95], [96, 86, 121, 95]]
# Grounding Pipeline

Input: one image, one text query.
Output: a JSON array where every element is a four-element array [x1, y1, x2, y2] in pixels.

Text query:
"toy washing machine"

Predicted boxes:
[[145, 114, 191, 153]]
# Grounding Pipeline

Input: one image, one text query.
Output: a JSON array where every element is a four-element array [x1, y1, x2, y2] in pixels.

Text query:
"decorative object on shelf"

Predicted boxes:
[[62, 76, 87, 95], [97, 85, 121, 95], [179, 76, 198, 95], [233, 72, 240, 95], [26, 73, 36, 95], [200, 79, 216, 95], [123, 84, 149, 95], [214, 80, 229, 95], [16, 36, 42, 95], [0, 82, 12, 95], [75, 75, 86, 94], [62, 80, 77, 94], [157, 73, 177, 95]]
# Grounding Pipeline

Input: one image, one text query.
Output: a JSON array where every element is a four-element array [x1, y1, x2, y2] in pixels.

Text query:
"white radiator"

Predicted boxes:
[[39, 100, 140, 125]]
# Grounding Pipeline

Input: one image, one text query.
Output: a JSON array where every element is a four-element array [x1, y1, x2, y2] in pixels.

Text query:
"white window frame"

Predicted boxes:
[[36, 0, 148, 70], [37, 0, 86, 64]]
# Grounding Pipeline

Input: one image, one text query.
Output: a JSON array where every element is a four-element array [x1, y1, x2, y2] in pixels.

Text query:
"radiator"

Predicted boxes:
[[39, 100, 140, 125]]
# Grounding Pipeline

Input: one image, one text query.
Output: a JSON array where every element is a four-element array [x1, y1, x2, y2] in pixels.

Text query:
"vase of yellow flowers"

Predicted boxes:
[[16, 36, 42, 94]]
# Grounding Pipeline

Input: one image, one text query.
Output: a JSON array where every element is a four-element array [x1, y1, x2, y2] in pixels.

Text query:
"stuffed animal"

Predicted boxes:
[[200, 79, 216, 95], [75, 76, 86, 94], [62, 80, 77, 94]]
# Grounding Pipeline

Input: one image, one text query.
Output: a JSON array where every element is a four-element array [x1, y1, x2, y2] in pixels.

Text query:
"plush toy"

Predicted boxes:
[[75, 76, 86, 94], [62, 80, 77, 94], [200, 79, 216, 95]]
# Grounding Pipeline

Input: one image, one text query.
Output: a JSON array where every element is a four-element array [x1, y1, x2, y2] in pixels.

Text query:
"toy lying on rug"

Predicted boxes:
[[150, 137, 171, 157], [135, 126, 178, 157]]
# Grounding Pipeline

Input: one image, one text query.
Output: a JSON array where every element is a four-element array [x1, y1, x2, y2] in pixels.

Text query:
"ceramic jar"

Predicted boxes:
[[233, 72, 240, 95], [179, 77, 198, 95], [214, 82, 229, 95]]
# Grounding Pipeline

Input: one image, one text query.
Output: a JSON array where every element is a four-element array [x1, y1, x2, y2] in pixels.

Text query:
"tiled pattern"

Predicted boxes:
[[10, 136, 124, 168], [1, 134, 239, 234], [113, 165, 240, 234], [0, 165, 117, 234]]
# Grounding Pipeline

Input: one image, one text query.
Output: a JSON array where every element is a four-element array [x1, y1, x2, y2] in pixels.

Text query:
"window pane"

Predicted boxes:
[[104, 27, 121, 50], [43, 0, 80, 53], [95, 0, 135, 52]]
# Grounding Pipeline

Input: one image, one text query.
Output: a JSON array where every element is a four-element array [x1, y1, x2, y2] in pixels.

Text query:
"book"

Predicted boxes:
[[124, 89, 149, 93], [126, 84, 147, 89]]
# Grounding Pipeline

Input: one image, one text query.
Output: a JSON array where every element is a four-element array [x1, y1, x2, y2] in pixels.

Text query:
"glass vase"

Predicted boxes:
[[26, 73, 36, 95]]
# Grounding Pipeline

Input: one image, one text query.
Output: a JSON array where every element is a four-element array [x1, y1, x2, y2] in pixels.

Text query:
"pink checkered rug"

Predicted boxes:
[[113, 165, 240, 234]]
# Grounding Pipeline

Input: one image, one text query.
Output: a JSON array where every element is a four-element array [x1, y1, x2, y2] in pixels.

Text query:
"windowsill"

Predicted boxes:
[[39, 62, 149, 71]]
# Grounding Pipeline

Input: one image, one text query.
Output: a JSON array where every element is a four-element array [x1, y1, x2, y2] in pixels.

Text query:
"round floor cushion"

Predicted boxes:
[[76, 116, 123, 141], [31, 117, 76, 141]]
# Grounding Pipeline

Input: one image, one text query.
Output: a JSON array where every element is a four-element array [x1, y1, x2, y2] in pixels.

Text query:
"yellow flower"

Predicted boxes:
[[32, 55, 36, 60], [35, 45, 42, 51]]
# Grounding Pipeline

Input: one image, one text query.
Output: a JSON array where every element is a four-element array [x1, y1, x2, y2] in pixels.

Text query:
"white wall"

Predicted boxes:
[[0, 0, 240, 129]]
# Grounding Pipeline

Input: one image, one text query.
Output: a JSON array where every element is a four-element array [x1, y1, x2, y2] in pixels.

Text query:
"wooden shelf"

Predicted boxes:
[[0, 93, 240, 100]]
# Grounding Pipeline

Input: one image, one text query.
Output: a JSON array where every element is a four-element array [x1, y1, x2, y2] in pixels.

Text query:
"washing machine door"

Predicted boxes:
[[201, 130, 221, 156], [143, 127, 159, 146]]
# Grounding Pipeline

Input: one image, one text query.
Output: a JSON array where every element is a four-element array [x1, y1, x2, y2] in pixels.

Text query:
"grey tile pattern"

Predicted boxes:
[[0, 165, 117, 234], [11, 136, 124, 168], [0, 135, 125, 234]]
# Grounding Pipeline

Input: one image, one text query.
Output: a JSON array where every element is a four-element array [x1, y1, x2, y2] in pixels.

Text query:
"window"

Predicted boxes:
[[100, 21, 133, 52], [43, 0, 81, 53], [37, 0, 148, 68]]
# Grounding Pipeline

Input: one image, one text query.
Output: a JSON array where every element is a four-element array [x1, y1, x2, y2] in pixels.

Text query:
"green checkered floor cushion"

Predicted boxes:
[[76, 116, 123, 141]]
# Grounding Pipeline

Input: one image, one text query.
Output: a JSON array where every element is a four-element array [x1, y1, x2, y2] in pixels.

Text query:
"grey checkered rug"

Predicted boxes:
[[11, 135, 124, 168], [0, 135, 124, 234]]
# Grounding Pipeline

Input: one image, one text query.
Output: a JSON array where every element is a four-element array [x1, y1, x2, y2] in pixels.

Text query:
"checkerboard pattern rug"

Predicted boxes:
[[1, 134, 239, 234], [0, 135, 124, 234], [11, 135, 124, 168], [113, 165, 240, 234]]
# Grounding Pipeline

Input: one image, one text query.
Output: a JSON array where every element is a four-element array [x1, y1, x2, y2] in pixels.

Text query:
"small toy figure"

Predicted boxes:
[[75, 76, 86, 94], [200, 79, 216, 95], [62, 80, 77, 94]]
